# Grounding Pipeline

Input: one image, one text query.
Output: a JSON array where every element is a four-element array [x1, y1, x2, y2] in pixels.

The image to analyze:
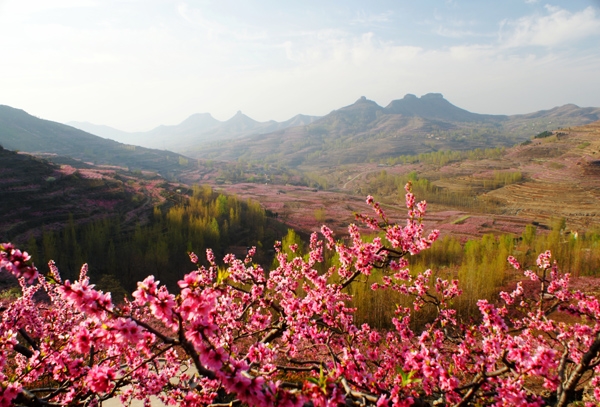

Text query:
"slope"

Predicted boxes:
[[339, 121, 600, 232], [0, 105, 191, 176], [0, 146, 158, 244]]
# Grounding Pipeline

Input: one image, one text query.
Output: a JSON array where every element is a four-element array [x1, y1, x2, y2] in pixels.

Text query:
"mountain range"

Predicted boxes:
[[3, 96, 600, 243], [189, 94, 600, 167], [66, 93, 600, 167], [68, 111, 320, 151], [2, 94, 600, 174]]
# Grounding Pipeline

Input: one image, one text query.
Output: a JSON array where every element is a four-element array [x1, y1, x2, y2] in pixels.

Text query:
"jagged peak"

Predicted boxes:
[[353, 96, 379, 105], [338, 96, 383, 112]]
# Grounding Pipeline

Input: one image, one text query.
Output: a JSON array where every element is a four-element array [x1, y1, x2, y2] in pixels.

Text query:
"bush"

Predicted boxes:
[[534, 130, 553, 139]]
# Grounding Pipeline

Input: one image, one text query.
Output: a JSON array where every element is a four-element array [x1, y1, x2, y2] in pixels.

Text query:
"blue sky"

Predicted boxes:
[[1, 0, 599, 131]]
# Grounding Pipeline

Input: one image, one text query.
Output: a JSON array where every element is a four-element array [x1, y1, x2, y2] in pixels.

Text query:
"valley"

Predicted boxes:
[[5, 2, 600, 405], [2, 98, 600, 299], [177, 121, 600, 239]]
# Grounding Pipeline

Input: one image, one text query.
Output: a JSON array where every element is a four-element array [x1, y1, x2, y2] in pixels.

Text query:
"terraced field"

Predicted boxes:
[[487, 181, 600, 229], [0, 147, 173, 244], [485, 122, 600, 230]]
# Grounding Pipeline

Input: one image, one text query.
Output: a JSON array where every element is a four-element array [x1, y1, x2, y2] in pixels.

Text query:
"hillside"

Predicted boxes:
[[481, 122, 600, 229], [0, 146, 289, 292], [0, 105, 193, 177], [189, 94, 600, 167], [0, 146, 166, 244], [339, 121, 600, 233]]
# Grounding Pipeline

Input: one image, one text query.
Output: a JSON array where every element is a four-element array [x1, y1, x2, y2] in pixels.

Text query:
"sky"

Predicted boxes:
[[1, 0, 600, 132]]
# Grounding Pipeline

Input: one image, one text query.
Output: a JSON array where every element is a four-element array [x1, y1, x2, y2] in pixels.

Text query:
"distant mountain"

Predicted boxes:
[[505, 104, 600, 131], [190, 94, 600, 167], [384, 93, 504, 122], [172, 112, 222, 132], [66, 121, 132, 141], [0, 105, 192, 176], [67, 111, 321, 153], [201, 111, 264, 143]]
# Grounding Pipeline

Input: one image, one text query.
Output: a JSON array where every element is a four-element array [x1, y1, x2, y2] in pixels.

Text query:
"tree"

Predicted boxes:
[[1, 184, 600, 406]]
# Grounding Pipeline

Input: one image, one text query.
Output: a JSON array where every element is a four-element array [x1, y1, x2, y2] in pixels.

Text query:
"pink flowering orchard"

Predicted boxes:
[[1, 183, 600, 406]]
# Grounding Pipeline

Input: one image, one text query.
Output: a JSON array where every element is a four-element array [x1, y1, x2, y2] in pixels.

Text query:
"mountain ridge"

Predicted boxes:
[[0, 104, 193, 177], [68, 111, 321, 151], [7, 92, 600, 170], [188, 93, 600, 166], [66, 93, 600, 161], [384, 93, 506, 122]]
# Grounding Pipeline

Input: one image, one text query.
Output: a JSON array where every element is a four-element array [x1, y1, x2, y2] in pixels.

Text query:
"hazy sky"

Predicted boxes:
[[1, 0, 600, 131]]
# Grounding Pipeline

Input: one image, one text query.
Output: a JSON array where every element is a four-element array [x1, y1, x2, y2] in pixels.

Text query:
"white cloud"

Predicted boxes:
[[177, 3, 191, 23], [176, 3, 267, 43], [500, 6, 600, 47], [350, 10, 393, 25], [432, 14, 486, 39], [281, 29, 350, 64], [448, 44, 494, 60], [435, 26, 477, 38], [1, 1, 599, 130], [1, 0, 97, 20]]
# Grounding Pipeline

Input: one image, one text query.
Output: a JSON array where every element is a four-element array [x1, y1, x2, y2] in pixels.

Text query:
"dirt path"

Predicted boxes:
[[102, 365, 197, 406], [103, 395, 167, 406], [342, 170, 369, 189]]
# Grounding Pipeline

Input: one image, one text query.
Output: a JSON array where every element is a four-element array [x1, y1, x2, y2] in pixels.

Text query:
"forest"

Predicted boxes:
[[24, 185, 284, 295], [275, 213, 600, 330]]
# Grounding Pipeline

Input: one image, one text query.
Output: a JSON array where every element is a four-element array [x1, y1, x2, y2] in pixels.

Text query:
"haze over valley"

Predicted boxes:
[[68, 112, 321, 152], [3, 94, 600, 239], [67, 93, 600, 166]]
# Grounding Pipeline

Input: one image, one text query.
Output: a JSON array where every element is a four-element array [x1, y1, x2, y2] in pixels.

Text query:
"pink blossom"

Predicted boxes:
[[2, 187, 600, 407], [86, 365, 116, 394]]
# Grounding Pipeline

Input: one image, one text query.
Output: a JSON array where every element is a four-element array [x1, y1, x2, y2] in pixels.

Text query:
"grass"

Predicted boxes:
[[452, 215, 471, 225], [577, 141, 591, 149]]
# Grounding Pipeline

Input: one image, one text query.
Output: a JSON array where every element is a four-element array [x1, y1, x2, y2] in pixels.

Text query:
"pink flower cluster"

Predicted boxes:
[[1, 184, 599, 406], [0, 243, 38, 284]]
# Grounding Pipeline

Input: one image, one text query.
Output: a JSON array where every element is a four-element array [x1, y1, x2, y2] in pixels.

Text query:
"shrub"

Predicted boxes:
[[534, 130, 553, 139]]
